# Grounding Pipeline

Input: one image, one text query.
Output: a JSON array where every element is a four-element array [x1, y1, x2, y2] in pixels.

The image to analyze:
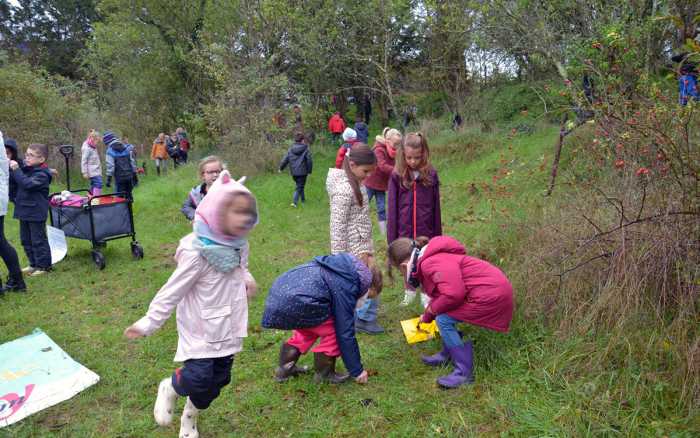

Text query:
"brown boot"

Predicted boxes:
[[313, 352, 350, 384], [274, 343, 310, 382]]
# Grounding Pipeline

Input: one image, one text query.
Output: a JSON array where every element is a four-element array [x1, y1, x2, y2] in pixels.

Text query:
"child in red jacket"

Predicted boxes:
[[388, 235, 514, 389]]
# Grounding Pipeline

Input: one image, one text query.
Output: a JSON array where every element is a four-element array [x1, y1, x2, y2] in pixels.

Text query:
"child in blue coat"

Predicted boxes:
[[262, 253, 382, 384]]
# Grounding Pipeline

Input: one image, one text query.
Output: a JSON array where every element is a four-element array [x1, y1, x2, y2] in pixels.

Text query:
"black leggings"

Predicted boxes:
[[0, 216, 23, 279]]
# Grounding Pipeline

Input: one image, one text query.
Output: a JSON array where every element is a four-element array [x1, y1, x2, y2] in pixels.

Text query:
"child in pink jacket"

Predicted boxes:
[[388, 235, 513, 389], [124, 170, 258, 438]]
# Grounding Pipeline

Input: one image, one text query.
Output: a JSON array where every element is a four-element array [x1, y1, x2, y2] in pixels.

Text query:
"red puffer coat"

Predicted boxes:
[[417, 236, 514, 333]]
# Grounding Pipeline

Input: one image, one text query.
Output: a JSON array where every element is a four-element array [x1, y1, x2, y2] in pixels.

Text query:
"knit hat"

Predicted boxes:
[[194, 170, 258, 241], [342, 128, 357, 142], [102, 131, 118, 147]]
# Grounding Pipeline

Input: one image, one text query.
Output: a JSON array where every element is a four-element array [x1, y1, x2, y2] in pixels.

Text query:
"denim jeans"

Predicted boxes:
[[365, 187, 386, 221], [436, 314, 464, 348], [356, 297, 379, 322], [89, 176, 103, 190], [171, 355, 234, 410]]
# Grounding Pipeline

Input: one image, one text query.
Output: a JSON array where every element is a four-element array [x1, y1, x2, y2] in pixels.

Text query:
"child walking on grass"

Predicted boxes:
[[151, 133, 169, 176], [388, 235, 513, 389], [279, 132, 312, 207], [387, 132, 442, 307], [124, 170, 258, 438], [262, 253, 382, 384], [326, 143, 384, 334]]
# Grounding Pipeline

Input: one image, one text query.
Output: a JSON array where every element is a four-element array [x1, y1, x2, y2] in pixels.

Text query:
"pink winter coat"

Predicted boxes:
[[133, 233, 255, 361], [417, 236, 514, 332]]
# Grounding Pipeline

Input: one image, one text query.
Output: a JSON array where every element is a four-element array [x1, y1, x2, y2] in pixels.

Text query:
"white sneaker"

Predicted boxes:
[[154, 378, 179, 426], [21, 266, 36, 274], [30, 269, 48, 277], [179, 397, 200, 438], [420, 293, 430, 309], [399, 290, 416, 306]]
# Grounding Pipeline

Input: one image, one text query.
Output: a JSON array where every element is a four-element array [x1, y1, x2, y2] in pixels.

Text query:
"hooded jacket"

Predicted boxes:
[[12, 162, 52, 222], [81, 140, 102, 178], [279, 142, 313, 176], [262, 253, 370, 377], [106, 141, 137, 181], [387, 168, 442, 243], [328, 114, 346, 134], [132, 172, 257, 361], [363, 140, 395, 192], [417, 236, 514, 332], [354, 122, 369, 143], [326, 168, 373, 257]]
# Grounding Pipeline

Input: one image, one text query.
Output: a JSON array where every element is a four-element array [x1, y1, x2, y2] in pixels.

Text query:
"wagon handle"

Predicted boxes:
[[58, 145, 74, 191]]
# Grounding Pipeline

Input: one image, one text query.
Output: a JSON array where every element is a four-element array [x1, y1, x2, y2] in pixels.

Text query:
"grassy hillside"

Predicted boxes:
[[1, 125, 696, 437]]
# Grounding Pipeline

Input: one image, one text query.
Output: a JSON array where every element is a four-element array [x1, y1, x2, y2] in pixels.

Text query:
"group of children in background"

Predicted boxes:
[[151, 128, 191, 176], [124, 118, 514, 437]]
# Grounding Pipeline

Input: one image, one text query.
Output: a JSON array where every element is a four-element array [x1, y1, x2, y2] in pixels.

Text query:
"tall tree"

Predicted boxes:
[[0, 0, 99, 78]]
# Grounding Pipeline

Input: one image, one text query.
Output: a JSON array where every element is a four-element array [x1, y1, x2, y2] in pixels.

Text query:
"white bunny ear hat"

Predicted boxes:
[[193, 170, 258, 238]]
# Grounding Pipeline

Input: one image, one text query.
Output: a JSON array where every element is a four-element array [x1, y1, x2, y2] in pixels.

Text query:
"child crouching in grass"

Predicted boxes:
[[124, 170, 258, 438], [262, 254, 382, 384]]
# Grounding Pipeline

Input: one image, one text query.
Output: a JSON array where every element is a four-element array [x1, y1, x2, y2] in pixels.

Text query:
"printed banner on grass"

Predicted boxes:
[[0, 328, 100, 428]]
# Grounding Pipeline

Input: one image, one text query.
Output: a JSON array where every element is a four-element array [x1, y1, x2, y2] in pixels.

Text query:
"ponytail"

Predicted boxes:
[[342, 143, 376, 206]]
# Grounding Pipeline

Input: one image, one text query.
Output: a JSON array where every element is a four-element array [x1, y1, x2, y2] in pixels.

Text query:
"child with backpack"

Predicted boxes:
[[363, 127, 402, 235], [104, 131, 137, 199], [387, 132, 442, 307], [279, 132, 313, 207], [262, 253, 382, 384], [151, 133, 169, 176], [9, 143, 52, 277], [387, 235, 514, 389], [81, 129, 102, 196], [326, 143, 384, 334], [124, 170, 258, 438]]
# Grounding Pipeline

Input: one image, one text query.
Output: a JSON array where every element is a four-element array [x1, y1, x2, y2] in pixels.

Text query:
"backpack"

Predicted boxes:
[[114, 153, 133, 182]]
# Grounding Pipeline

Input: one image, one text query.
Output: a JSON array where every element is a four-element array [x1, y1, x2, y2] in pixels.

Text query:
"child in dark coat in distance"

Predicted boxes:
[[9, 143, 52, 276], [262, 253, 382, 384], [104, 131, 138, 200], [279, 132, 313, 207], [354, 116, 369, 144], [387, 132, 442, 307]]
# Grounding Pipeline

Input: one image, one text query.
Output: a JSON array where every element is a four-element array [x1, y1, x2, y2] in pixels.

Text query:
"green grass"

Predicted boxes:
[[1, 126, 697, 437]]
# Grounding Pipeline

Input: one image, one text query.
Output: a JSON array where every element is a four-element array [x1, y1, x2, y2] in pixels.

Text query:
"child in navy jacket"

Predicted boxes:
[[262, 253, 382, 384], [9, 143, 52, 276]]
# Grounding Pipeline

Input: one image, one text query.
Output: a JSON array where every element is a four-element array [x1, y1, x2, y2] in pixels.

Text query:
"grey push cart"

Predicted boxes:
[[48, 145, 144, 270]]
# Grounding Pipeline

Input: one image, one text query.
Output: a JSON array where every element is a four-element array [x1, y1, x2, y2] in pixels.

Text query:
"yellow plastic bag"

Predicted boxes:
[[400, 317, 439, 344]]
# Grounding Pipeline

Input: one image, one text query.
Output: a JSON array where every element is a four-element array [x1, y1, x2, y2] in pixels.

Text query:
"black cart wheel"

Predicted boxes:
[[131, 242, 144, 260], [91, 250, 106, 270]]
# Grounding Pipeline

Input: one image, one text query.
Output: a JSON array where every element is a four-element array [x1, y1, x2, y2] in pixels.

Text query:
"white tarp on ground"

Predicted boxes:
[[0, 328, 100, 428], [47, 225, 67, 265]]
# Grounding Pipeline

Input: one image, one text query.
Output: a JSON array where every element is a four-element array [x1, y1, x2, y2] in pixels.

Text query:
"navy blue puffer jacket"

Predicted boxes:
[[262, 253, 369, 377]]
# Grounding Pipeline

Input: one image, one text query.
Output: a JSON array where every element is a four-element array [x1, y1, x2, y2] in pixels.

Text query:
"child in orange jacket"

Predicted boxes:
[[151, 133, 169, 176]]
